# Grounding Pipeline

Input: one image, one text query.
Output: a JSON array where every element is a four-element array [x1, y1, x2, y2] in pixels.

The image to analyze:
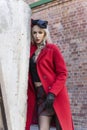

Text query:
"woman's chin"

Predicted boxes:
[[36, 42, 41, 45]]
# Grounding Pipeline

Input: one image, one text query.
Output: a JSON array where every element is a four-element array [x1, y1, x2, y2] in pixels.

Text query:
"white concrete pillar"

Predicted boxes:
[[0, 0, 31, 130]]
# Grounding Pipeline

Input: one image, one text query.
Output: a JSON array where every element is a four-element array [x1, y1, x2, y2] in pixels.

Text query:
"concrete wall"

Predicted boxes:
[[0, 0, 31, 130]]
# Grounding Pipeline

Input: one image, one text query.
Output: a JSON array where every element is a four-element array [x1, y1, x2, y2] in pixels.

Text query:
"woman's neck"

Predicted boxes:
[[36, 40, 45, 47]]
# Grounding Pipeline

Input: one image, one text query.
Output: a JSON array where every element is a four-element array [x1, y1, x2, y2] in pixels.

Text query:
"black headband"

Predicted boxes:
[[31, 19, 48, 29]]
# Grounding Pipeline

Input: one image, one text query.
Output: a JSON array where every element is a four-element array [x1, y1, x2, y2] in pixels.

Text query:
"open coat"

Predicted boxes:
[[25, 43, 74, 130]]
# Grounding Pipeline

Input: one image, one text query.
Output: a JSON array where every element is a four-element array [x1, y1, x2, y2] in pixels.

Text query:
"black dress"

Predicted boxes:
[[30, 54, 55, 116]]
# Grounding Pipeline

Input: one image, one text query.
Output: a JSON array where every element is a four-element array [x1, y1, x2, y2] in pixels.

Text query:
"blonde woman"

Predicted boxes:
[[25, 19, 74, 130]]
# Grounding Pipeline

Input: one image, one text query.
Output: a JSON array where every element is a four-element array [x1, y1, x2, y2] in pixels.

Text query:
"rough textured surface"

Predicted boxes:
[[0, 0, 31, 130]]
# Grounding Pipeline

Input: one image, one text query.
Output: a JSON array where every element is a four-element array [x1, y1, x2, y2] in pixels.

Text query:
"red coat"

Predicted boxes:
[[26, 43, 74, 130]]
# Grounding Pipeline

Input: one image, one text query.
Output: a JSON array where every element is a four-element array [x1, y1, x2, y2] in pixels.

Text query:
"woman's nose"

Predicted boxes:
[[36, 33, 39, 38]]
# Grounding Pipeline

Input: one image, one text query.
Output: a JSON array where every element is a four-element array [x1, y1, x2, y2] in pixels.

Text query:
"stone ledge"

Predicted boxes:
[[30, 125, 87, 130]]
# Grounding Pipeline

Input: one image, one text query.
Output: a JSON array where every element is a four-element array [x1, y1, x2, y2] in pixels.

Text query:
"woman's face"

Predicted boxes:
[[32, 25, 45, 45]]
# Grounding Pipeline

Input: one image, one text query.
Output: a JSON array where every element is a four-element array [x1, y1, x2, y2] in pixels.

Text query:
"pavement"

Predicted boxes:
[[30, 125, 56, 130]]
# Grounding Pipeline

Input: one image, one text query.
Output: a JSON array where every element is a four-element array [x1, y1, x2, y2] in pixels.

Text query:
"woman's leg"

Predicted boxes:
[[38, 115, 52, 130], [55, 116, 62, 130]]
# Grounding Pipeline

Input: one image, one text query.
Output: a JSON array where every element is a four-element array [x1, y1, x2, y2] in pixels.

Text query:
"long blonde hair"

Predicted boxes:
[[43, 27, 52, 43]]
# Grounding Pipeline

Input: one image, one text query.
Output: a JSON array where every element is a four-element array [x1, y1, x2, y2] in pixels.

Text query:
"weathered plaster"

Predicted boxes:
[[0, 0, 31, 130]]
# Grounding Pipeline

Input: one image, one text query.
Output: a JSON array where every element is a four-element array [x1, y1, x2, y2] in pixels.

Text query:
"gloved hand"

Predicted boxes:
[[45, 92, 55, 109]]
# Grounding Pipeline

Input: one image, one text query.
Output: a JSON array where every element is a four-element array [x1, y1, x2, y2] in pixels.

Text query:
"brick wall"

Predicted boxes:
[[25, 0, 87, 129]]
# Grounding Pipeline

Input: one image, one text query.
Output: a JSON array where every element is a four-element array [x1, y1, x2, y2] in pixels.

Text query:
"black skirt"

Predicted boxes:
[[35, 86, 55, 116]]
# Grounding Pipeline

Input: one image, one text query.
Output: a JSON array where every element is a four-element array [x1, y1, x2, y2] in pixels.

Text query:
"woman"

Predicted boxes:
[[25, 19, 74, 130]]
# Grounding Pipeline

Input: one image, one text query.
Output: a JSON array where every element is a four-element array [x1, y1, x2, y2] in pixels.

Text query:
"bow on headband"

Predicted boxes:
[[31, 19, 48, 28]]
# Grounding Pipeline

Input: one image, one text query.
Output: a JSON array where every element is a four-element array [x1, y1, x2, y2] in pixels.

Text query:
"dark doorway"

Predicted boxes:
[[0, 85, 8, 130]]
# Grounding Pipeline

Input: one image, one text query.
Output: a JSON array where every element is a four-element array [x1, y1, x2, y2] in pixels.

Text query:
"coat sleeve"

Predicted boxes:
[[49, 45, 68, 96]]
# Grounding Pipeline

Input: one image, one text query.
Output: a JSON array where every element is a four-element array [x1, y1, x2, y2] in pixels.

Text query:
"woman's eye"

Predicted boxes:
[[33, 32, 36, 34], [39, 31, 43, 34]]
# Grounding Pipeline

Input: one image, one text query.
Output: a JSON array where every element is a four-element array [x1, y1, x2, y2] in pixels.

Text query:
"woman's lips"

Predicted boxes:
[[36, 39, 40, 42]]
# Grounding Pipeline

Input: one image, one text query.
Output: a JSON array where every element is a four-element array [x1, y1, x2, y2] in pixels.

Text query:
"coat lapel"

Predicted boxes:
[[30, 44, 48, 62], [37, 45, 48, 62]]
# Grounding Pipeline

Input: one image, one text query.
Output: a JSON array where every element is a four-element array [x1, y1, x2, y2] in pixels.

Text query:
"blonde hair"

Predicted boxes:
[[43, 27, 52, 43]]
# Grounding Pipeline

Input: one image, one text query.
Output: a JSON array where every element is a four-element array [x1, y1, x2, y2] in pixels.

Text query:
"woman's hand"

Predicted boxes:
[[45, 93, 55, 109]]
